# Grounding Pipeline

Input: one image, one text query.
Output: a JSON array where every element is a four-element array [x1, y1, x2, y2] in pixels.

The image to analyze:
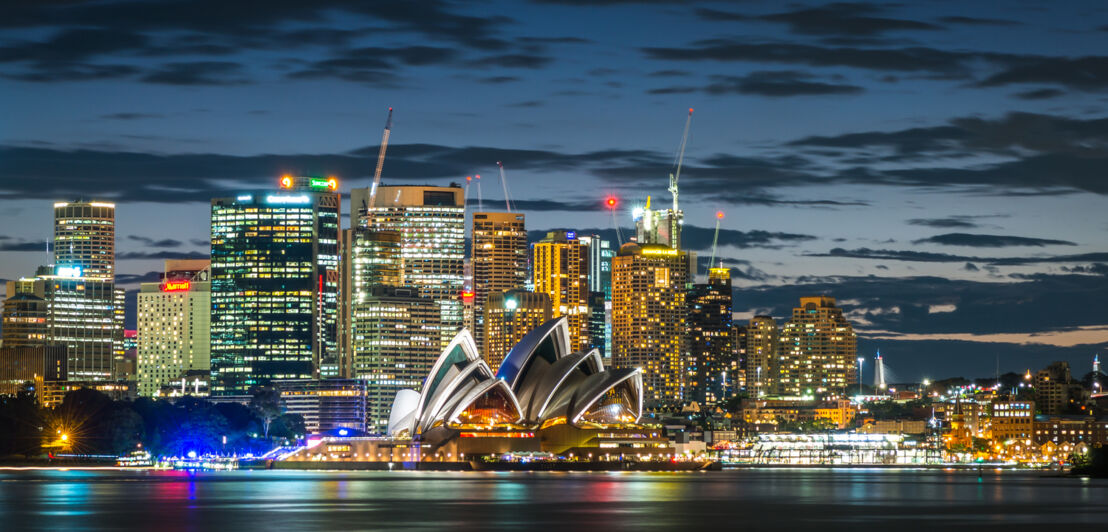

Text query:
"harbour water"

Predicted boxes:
[[0, 468, 1105, 530]]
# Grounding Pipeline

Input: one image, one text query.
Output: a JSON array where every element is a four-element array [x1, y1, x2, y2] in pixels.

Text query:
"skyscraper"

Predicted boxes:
[[580, 234, 615, 357], [136, 260, 211, 397], [611, 242, 689, 405], [471, 212, 527, 356], [745, 315, 778, 397], [688, 267, 735, 407], [483, 289, 552, 371], [209, 177, 340, 395], [53, 201, 115, 280], [778, 296, 857, 398], [532, 231, 590, 353], [351, 285, 441, 432], [340, 228, 402, 376], [351, 184, 465, 348]]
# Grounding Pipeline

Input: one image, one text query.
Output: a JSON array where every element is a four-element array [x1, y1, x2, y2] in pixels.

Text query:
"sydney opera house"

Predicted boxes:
[[286, 318, 672, 462]]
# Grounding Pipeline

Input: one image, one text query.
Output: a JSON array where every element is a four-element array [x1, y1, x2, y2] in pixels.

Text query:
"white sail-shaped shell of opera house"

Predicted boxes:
[[287, 317, 672, 463]]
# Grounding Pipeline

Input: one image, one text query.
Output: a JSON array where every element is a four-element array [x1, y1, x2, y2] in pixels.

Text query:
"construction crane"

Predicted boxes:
[[496, 161, 513, 212], [368, 107, 394, 207], [605, 196, 623, 245], [667, 108, 693, 215], [707, 210, 724, 276]]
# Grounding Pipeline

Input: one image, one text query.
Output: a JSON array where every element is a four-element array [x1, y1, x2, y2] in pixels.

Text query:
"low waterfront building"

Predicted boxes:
[[273, 378, 368, 434]]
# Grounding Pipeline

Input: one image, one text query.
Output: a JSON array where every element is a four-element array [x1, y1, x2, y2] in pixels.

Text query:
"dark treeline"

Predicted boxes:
[[0, 387, 304, 459]]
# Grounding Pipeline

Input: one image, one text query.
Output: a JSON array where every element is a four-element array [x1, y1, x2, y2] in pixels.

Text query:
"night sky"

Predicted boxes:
[[1, 1, 1106, 383]]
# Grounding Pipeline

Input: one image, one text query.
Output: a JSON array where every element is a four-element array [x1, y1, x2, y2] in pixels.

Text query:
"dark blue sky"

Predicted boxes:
[[1, 0, 1106, 382]]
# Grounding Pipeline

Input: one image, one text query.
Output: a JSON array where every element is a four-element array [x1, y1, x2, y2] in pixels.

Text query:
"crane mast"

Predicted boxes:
[[497, 161, 513, 212], [368, 107, 393, 206], [707, 211, 723, 276], [668, 108, 693, 214]]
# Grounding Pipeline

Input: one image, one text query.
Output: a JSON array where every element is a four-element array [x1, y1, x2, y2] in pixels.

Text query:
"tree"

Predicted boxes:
[[249, 386, 283, 440]]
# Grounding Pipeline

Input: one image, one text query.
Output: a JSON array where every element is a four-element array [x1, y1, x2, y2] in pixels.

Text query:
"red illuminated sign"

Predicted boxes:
[[461, 290, 475, 303], [161, 280, 190, 292]]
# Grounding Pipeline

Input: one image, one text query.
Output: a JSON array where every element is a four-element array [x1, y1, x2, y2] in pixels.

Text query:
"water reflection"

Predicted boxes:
[[0, 469, 1105, 530]]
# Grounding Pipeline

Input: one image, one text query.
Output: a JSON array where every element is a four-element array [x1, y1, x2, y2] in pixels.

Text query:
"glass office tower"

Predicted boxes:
[[209, 177, 340, 395]]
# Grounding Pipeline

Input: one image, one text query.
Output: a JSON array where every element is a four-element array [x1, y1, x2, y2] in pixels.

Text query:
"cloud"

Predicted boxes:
[[652, 71, 863, 97], [978, 57, 1108, 91], [99, 112, 164, 120], [911, 233, 1076, 248], [0, 239, 48, 252], [526, 225, 814, 252], [907, 216, 986, 229], [938, 16, 1020, 27], [117, 250, 209, 260], [756, 3, 943, 37], [1012, 88, 1064, 100], [467, 54, 553, 69], [140, 61, 249, 85], [127, 235, 184, 248], [115, 271, 164, 284], [642, 40, 1003, 76], [807, 247, 1108, 265], [476, 75, 521, 84]]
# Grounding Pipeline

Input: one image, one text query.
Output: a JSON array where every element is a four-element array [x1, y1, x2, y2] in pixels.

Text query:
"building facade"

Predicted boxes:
[[274, 378, 368, 434], [53, 201, 116, 280], [209, 177, 340, 395], [688, 267, 735, 407], [483, 289, 552, 372], [745, 316, 779, 397], [350, 285, 442, 433], [352, 184, 465, 348], [532, 231, 590, 353], [471, 212, 527, 356], [611, 242, 689, 405], [136, 261, 211, 397], [778, 297, 857, 398]]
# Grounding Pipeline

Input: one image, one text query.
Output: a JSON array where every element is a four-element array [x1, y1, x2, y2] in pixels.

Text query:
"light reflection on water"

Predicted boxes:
[[0, 469, 1106, 530]]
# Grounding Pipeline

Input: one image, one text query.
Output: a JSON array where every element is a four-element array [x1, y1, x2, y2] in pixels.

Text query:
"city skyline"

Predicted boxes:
[[1, 0, 1107, 381]]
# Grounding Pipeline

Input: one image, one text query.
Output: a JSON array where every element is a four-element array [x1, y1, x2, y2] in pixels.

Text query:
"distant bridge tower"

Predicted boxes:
[[874, 350, 886, 390]]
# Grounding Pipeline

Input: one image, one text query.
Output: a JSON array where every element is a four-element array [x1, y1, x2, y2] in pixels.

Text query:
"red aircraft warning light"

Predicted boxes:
[[716, 211, 725, 219], [605, 196, 618, 209]]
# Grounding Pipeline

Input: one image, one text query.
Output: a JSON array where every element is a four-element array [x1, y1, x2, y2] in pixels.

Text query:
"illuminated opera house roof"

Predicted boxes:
[[387, 317, 644, 438]]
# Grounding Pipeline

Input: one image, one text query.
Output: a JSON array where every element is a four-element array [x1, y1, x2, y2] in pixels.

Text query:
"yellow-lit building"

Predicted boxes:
[[611, 242, 689, 405], [778, 296, 857, 398], [483, 289, 551, 371], [471, 212, 527, 356], [532, 231, 589, 352], [745, 316, 779, 397]]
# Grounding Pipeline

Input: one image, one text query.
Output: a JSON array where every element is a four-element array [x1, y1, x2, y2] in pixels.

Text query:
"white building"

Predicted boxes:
[[137, 260, 211, 397]]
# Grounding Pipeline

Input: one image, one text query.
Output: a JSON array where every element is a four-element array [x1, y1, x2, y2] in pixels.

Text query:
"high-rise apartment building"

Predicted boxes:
[[611, 242, 689, 405], [471, 212, 527, 356], [351, 184, 465, 348], [136, 260, 211, 397], [209, 177, 340, 395], [745, 316, 778, 397], [688, 267, 735, 406], [580, 234, 615, 358], [778, 296, 857, 398], [483, 289, 552, 371], [532, 231, 590, 353], [350, 285, 441, 432]]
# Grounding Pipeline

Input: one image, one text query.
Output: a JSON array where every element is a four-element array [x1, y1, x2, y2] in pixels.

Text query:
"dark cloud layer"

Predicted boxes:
[[912, 233, 1077, 248], [808, 247, 1108, 265]]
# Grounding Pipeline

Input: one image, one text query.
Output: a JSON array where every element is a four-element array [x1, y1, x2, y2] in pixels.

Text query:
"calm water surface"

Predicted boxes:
[[0, 468, 1105, 530]]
